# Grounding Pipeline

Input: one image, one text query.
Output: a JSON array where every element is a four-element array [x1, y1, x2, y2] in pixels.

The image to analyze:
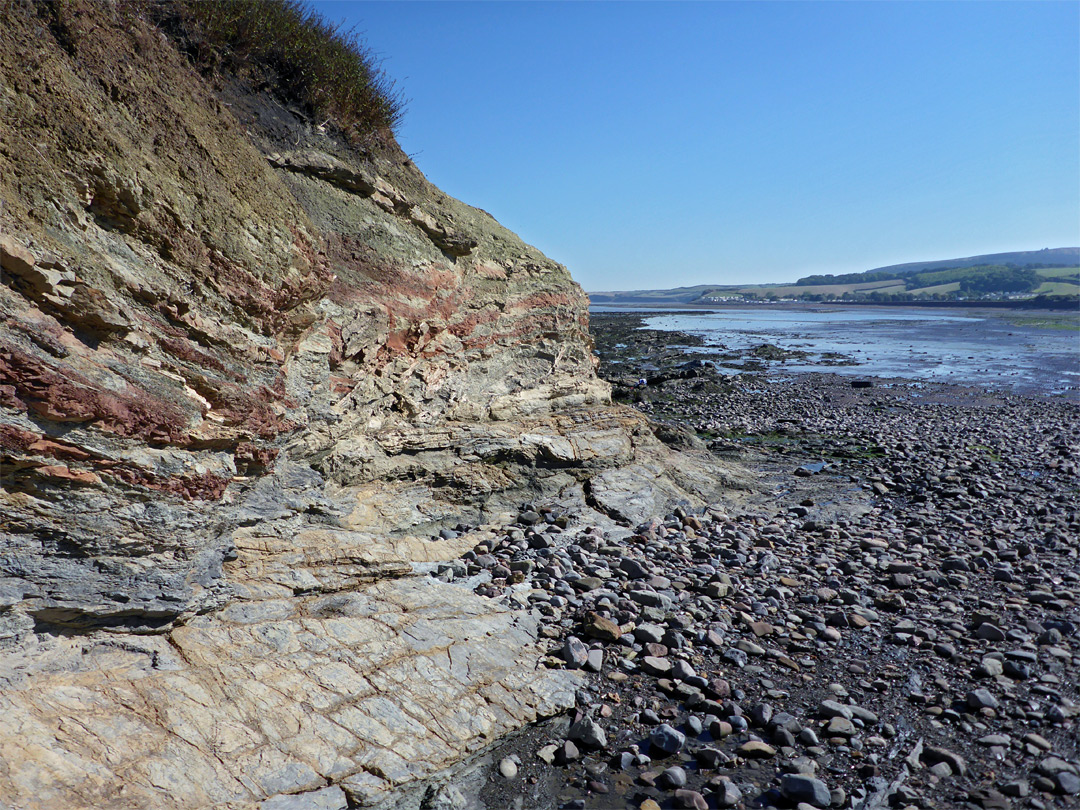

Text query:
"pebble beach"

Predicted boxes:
[[438, 311, 1080, 810]]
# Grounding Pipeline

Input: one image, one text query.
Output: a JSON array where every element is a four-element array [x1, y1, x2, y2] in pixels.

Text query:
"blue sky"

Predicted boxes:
[[310, 1, 1079, 291]]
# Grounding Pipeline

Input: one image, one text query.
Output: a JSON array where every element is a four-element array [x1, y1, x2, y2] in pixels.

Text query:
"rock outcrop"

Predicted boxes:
[[0, 4, 744, 808]]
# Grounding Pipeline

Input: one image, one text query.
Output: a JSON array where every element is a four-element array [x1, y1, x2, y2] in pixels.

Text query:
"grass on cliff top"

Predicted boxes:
[[161, 0, 405, 146]]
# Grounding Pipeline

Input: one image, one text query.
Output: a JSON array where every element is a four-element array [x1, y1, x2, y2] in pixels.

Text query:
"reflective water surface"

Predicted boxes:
[[592, 306, 1080, 398]]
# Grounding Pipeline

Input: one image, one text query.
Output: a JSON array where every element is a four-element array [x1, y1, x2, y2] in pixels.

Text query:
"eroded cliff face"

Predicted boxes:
[[0, 5, 743, 808]]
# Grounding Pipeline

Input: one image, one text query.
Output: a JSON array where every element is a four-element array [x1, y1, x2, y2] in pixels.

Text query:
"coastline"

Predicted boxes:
[[589, 299, 1080, 313], [588, 307, 1079, 402]]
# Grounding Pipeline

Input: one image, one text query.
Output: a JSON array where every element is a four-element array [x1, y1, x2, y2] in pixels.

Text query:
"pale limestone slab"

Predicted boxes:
[[0, 578, 578, 810]]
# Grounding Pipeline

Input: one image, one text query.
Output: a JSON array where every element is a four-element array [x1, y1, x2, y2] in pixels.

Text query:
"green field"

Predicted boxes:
[[1035, 266, 1080, 281], [719, 279, 906, 298], [1035, 281, 1080, 296], [724, 265, 1079, 300]]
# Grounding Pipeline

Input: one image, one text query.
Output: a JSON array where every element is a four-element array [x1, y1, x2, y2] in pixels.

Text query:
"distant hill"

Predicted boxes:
[[865, 248, 1079, 278], [798, 248, 1080, 287], [590, 248, 1080, 306], [587, 284, 720, 306]]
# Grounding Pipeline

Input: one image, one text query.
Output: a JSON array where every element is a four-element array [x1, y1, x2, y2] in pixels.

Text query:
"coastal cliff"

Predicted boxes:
[[0, 4, 741, 808]]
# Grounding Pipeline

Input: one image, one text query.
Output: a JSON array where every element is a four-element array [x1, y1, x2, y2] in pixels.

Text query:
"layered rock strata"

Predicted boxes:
[[0, 5, 743, 808]]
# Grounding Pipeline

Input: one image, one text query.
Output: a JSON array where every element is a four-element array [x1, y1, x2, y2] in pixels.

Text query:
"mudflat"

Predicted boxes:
[[593, 305, 1080, 400]]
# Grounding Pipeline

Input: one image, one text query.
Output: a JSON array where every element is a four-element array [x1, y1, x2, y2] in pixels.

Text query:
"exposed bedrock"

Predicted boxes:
[[0, 4, 746, 808]]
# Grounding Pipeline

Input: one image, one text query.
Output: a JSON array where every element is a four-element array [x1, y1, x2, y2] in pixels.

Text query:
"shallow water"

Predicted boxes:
[[591, 305, 1080, 398]]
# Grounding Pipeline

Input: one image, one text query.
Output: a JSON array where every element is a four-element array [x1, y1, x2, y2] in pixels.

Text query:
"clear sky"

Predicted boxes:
[[310, 1, 1079, 291]]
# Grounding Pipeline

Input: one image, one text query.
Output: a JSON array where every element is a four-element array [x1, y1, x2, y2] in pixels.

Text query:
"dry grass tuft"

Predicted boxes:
[[152, 0, 405, 147]]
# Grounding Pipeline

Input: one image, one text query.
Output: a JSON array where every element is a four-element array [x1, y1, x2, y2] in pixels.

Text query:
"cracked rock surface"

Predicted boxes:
[[0, 6, 743, 809], [0, 577, 577, 809]]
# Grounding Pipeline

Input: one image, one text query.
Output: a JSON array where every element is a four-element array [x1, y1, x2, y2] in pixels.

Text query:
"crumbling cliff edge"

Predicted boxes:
[[0, 5, 743, 808]]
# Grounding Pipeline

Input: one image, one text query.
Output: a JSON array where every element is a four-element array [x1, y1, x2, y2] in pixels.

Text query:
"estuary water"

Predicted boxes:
[[591, 305, 1080, 399]]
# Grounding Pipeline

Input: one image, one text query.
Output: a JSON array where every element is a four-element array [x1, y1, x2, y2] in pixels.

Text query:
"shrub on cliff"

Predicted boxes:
[[151, 0, 405, 147]]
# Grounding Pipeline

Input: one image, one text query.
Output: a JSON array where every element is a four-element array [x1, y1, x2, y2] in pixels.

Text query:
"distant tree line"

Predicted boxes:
[[796, 271, 896, 286], [906, 265, 1040, 293], [955, 267, 1039, 294]]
